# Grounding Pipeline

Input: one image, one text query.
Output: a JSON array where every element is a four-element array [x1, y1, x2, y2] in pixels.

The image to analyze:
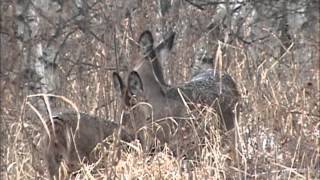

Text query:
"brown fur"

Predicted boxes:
[[113, 30, 239, 156], [113, 71, 192, 155], [138, 30, 240, 131], [41, 111, 132, 179]]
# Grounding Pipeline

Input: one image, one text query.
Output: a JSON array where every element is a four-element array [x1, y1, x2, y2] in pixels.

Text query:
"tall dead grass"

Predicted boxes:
[[1, 28, 319, 180]]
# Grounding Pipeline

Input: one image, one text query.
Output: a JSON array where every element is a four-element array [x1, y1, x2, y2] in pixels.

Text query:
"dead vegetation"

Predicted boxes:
[[1, 0, 320, 179]]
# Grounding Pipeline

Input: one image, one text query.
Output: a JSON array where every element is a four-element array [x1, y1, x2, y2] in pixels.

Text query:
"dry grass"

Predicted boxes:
[[2, 56, 319, 179], [1, 2, 319, 179]]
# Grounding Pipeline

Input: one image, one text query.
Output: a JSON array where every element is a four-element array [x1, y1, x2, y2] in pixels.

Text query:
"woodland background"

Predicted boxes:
[[1, 0, 319, 179]]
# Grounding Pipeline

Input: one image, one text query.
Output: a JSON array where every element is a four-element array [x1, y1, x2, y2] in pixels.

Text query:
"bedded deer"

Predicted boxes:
[[113, 30, 239, 155], [41, 111, 132, 180], [131, 30, 175, 102], [138, 30, 239, 131], [113, 71, 197, 156]]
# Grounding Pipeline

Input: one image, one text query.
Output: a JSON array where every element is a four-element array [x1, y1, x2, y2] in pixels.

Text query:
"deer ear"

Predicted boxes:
[[139, 30, 154, 55], [127, 71, 143, 95], [112, 72, 125, 96], [157, 31, 175, 52]]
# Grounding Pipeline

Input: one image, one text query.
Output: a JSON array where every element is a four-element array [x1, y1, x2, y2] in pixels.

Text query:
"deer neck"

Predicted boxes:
[[134, 59, 164, 97]]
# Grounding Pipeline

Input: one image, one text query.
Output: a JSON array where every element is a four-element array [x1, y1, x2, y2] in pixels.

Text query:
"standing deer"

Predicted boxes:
[[41, 111, 132, 180]]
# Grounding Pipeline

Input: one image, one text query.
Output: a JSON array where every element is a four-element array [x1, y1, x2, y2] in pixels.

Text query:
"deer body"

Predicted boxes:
[[113, 30, 239, 154], [113, 70, 194, 154], [138, 31, 239, 131], [114, 31, 188, 150], [167, 69, 240, 130], [42, 111, 131, 179]]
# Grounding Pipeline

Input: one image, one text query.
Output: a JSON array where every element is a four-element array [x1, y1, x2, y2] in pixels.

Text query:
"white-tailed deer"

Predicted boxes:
[[113, 71, 194, 155], [138, 30, 239, 131], [113, 30, 239, 155], [41, 111, 132, 180], [133, 30, 175, 97]]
